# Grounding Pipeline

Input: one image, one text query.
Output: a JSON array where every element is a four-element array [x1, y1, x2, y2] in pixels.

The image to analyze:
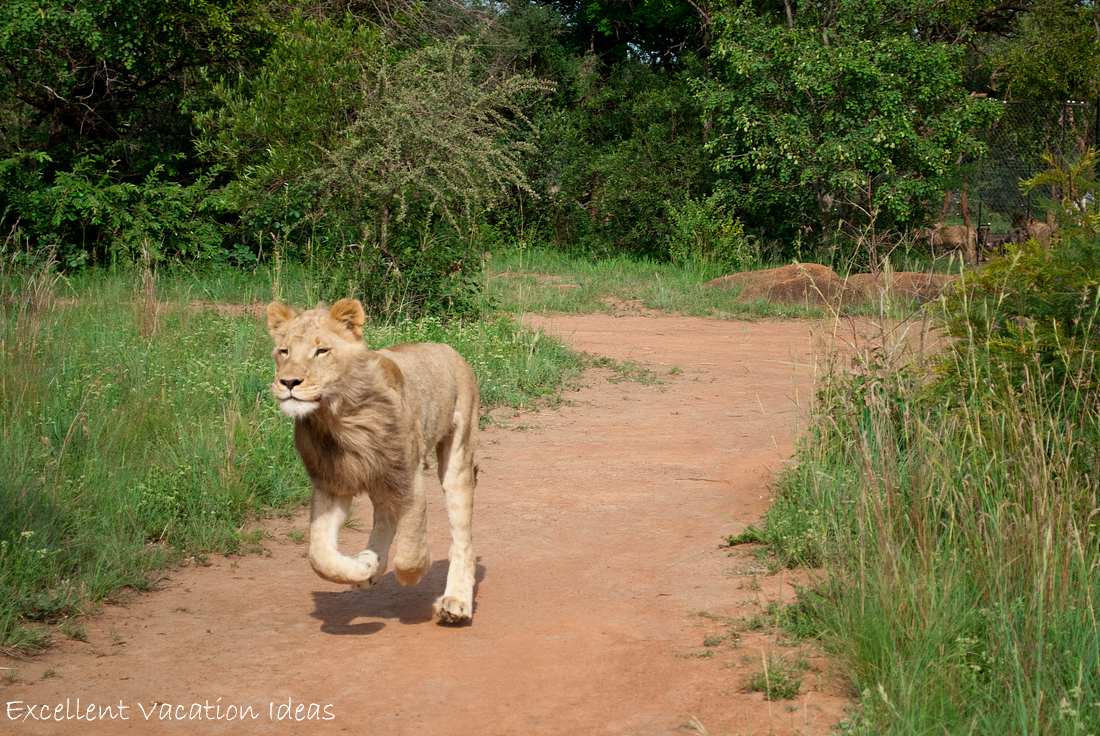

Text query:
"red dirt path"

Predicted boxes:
[[2, 314, 855, 736]]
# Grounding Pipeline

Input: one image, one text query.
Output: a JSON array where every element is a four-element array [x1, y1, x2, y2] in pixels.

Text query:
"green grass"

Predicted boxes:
[[746, 654, 805, 700], [0, 262, 582, 655], [747, 302, 1100, 733], [486, 247, 824, 319]]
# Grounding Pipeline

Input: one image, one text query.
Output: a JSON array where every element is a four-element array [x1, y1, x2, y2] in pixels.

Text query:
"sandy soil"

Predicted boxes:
[[1, 313, 860, 736]]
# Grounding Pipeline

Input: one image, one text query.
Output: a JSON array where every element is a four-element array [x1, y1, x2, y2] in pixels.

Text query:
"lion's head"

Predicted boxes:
[[265, 298, 368, 419]]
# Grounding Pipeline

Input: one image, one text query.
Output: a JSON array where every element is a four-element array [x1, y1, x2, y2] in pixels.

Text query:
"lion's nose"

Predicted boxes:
[[280, 377, 303, 390]]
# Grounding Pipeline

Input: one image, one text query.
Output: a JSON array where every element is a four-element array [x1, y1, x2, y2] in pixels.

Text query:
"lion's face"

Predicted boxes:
[[265, 299, 368, 419]]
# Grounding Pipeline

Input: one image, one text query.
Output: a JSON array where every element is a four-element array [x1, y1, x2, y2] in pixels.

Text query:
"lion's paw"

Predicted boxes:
[[349, 550, 381, 589], [433, 595, 472, 625]]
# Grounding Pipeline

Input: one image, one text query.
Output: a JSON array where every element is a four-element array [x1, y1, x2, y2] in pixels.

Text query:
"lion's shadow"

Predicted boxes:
[[310, 559, 486, 636]]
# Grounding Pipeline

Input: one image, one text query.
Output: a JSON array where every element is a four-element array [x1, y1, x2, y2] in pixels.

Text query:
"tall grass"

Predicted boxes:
[[0, 256, 581, 655], [746, 240, 1100, 732]]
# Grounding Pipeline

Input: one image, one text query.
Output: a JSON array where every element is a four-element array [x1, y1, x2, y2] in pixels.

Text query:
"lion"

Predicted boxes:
[[1010, 215, 1057, 246], [921, 223, 977, 265], [265, 298, 480, 624]]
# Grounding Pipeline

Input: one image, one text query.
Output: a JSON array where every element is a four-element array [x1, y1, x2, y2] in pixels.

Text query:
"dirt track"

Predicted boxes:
[[2, 314, 854, 735]]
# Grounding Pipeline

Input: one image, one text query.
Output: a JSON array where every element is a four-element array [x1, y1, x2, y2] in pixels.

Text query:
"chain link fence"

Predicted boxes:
[[966, 100, 1100, 239]]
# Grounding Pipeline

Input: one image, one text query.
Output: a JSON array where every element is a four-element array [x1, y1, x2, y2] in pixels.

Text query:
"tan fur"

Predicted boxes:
[[266, 299, 480, 624], [923, 224, 977, 265], [1025, 220, 1056, 246]]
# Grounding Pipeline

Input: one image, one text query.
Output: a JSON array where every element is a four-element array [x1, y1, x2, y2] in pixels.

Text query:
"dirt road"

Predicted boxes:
[[2, 314, 852, 735]]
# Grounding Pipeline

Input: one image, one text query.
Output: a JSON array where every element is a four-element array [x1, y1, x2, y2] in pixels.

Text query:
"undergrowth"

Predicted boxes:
[[739, 233, 1100, 733]]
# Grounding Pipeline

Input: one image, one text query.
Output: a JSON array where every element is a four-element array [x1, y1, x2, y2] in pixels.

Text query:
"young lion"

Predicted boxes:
[[265, 299, 479, 624]]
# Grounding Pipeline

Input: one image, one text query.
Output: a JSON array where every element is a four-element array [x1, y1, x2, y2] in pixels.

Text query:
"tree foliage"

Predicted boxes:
[[0, 0, 269, 167], [698, 5, 999, 242], [1, 0, 1098, 308]]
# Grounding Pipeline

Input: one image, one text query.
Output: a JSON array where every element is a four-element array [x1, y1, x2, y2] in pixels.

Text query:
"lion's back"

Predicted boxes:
[[379, 343, 479, 445]]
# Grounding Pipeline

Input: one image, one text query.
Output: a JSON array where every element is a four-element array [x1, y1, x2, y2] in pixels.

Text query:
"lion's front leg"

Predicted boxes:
[[390, 467, 431, 587], [308, 489, 379, 585]]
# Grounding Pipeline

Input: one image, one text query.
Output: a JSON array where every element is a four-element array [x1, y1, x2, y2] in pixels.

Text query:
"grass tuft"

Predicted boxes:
[[746, 654, 804, 700]]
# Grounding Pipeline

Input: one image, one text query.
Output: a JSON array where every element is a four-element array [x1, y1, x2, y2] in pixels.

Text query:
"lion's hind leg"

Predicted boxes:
[[351, 502, 397, 589], [433, 410, 477, 624]]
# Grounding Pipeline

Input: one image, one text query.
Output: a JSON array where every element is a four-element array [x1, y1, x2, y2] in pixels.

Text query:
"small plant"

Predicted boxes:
[[703, 634, 725, 647], [724, 526, 764, 547], [59, 620, 88, 642], [1020, 147, 1100, 235], [746, 654, 803, 700], [586, 355, 663, 385]]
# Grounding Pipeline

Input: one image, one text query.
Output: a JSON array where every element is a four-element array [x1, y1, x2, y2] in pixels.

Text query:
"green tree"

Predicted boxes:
[[195, 15, 383, 257], [0, 0, 270, 262], [986, 1, 1100, 101], [0, 0, 269, 169], [524, 53, 713, 256], [697, 5, 998, 245], [318, 39, 549, 314]]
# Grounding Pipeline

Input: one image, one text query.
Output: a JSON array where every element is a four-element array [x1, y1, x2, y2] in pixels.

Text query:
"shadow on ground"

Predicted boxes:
[[310, 560, 486, 634]]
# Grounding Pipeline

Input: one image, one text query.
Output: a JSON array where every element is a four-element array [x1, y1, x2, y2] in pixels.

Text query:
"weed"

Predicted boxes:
[[58, 620, 87, 642], [746, 654, 803, 700], [586, 355, 663, 385]]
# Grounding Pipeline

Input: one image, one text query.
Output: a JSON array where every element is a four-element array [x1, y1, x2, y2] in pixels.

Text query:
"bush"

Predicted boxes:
[[667, 196, 759, 272], [697, 5, 997, 245], [1, 156, 221, 267], [526, 58, 712, 258], [195, 15, 384, 257], [200, 25, 547, 318], [944, 234, 1100, 394], [743, 231, 1100, 732]]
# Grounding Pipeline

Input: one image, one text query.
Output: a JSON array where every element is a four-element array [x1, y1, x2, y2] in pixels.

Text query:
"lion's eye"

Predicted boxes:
[[315, 348, 330, 357], [278, 348, 288, 357]]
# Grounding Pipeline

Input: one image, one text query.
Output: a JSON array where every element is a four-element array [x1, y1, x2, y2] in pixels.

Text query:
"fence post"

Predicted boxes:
[[1094, 97, 1099, 148]]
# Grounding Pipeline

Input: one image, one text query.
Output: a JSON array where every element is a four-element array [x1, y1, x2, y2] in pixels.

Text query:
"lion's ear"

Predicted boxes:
[[266, 302, 298, 336], [329, 298, 366, 338]]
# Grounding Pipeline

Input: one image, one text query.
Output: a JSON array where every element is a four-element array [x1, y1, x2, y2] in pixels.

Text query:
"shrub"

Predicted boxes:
[[697, 5, 997, 244], [527, 59, 712, 258], [317, 39, 549, 317], [1, 156, 221, 267], [200, 25, 548, 318], [944, 233, 1100, 394], [667, 196, 759, 272]]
